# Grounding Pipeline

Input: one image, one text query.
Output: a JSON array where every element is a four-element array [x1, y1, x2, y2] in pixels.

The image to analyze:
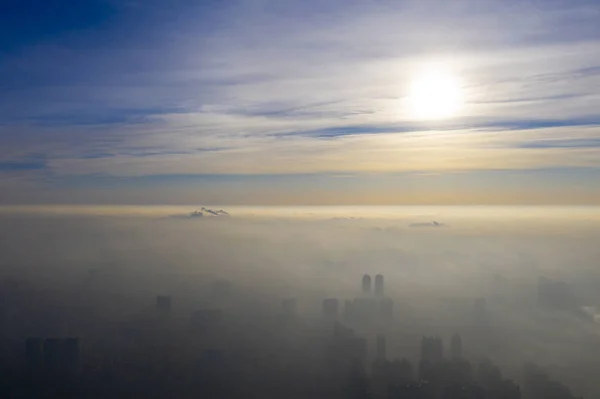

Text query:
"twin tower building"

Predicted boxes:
[[362, 274, 384, 297], [321, 274, 390, 324]]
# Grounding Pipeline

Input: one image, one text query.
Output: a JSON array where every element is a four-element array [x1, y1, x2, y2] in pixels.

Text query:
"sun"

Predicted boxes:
[[407, 67, 464, 121]]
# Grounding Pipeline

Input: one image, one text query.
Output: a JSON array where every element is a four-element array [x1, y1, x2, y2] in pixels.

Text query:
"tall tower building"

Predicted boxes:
[[43, 338, 66, 373], [322, 298, 339, 319], [362, 274, 372, 294], [375, 274, 384, 297], [420, 336, 443, 363], [343, 300, 355, 324], [419, 336, 444, 383], [353, 298, 377, 325], [379, 298, 394, 323], [376, 335, 386, 360], [64, 338, 82, 374], [25, 337, 43, 370], [451, 334, 463, 360]]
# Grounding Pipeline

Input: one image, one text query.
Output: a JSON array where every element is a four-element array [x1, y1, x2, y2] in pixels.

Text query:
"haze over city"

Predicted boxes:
[[1, 0, 600, 398]]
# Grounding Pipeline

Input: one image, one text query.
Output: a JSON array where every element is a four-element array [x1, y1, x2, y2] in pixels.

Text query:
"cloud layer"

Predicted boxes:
[[1, 0, 600, 203]]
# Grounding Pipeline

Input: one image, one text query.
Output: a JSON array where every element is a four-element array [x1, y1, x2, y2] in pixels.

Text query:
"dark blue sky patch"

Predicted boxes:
[[0, 160, 45, 171], [29, 106, 185, 127], [79, 152, 116, 159], [0, 0, 117, 54]]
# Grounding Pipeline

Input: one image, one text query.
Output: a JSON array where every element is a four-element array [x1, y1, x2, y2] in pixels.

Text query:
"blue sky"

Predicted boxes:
[[1, 0, 600, 204]]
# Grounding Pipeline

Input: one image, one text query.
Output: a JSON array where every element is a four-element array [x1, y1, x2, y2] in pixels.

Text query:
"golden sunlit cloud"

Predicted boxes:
[[407, 66, 464, 121]]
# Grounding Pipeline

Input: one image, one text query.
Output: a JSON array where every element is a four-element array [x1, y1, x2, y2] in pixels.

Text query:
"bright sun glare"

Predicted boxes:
[[407, 67, 463, 121]]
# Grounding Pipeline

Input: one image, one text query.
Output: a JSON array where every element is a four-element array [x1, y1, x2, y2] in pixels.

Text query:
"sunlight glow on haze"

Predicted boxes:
[[407, 67, 464, 121]]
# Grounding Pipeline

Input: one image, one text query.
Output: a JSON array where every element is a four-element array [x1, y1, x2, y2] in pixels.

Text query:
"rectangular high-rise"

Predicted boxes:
[[322, 298, 339, 319], [375, 274, 384, 297]]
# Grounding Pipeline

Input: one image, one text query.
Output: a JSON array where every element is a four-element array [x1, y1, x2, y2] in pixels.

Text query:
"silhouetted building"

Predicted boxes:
[[25, 337, 43, 370], [375, 274, 384, 297], [346, 359, 369, 399], [156, 295, 172, 312], [378, 297, 394, 323], [343, 299, 354, 324], [421, 336, 444, 363], [523, 362, 577, 399], [334, 321, 355, 339], [352, 297, 377, 325], [362, 274, 372, 294], [419, 336, 444, 383], [342, 337, 368, 365], [332, 322, 367, 368], [487, 380, 521, 399], [538, 277, 577, 310], [390, 359, 413, 382], [451, 333, 462, 360], [445, 358, 474, 386], [322, 298, 339, 319], [43, 338, 64, 372], [476, 358, 503, 390], [64, 338, 81, 374], [41, 337, 82, 375], [442, 383, 485, 399], [197, 349, 230, 398], [373, 357, 414, 398], [376, 334, 386, 360], [389, 381, 434, 399]]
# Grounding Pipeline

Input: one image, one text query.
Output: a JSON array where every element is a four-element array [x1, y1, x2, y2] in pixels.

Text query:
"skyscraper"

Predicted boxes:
[[378, 297, 394, 323], [375, 274, 384, 297], [420, 336, 444, 363], [339, 337, 368, 366], [334, 321, 355, 339], [43, 338, 64, 372], [362, 274, 372, 294], [322, 298, 339, 319], [376, 335, 386, 360], [25, 337, 43, 370], [64, 337, 82, 374], [419, 337, 444, 384], [353, 297, 377, 325], [537, 277, 577, 309], [451, 334, 462, 360], [343, 300, 355, 324]]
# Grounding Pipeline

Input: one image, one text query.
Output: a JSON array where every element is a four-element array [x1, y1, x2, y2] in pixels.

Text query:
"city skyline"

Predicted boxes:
[[6, 272, 583, 398], [0, 205, 596, 397]]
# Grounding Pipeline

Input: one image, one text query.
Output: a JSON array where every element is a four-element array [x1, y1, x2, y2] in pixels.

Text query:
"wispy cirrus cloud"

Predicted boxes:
[[1, 0, 600, 203]]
